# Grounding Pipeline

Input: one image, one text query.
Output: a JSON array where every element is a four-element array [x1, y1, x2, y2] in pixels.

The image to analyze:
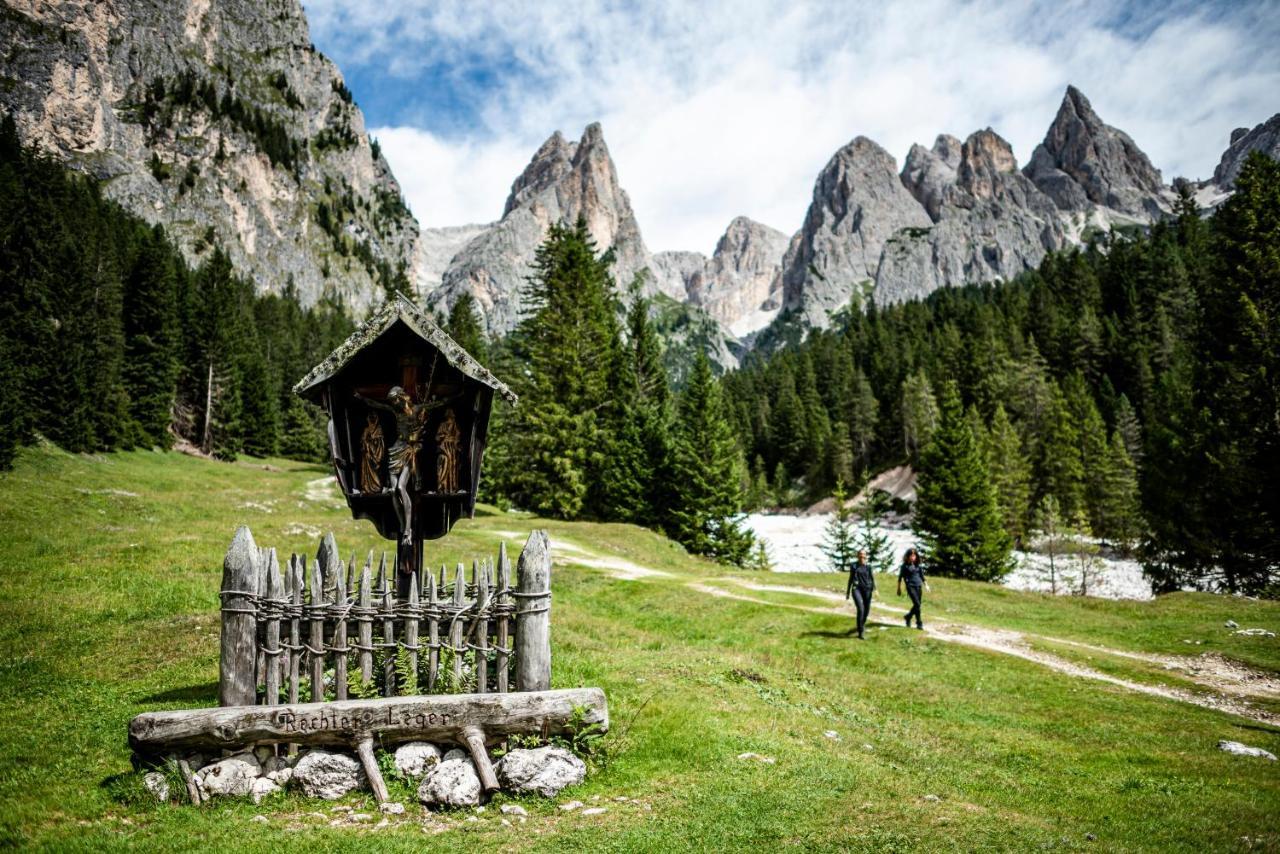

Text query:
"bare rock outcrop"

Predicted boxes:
[[777, 137, 932, 328], [0, 0, 418, 313], [1023, 85, 1169, 219], [901, 134, 961, 221], [651, 216, 789, 336], [430, 122, 650, 335], [875, 129, 1065, 304], [1211, 113, 1280, 190]]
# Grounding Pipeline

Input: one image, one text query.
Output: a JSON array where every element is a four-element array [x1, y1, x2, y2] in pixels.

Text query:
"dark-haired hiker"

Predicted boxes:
[[846, 549, 876, 639], [897, 548, 927, 629]]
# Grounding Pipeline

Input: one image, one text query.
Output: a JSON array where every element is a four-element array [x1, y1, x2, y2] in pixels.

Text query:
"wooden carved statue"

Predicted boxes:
[[360, 413, 385, 493], [353, 386, 457, 545], [436, 408, 462, 493]]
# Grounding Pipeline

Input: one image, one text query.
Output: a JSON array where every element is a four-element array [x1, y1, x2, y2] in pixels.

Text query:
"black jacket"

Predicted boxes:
[[899, 561, 926, 587], [847, 561, 876, 597]]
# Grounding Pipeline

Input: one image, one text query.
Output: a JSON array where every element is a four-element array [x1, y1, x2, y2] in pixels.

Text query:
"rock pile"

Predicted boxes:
[[149, 740, 586, 809]]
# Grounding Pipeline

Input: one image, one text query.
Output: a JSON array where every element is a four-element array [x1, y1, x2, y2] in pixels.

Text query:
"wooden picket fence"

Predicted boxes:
[[218, 527, 551, 707]]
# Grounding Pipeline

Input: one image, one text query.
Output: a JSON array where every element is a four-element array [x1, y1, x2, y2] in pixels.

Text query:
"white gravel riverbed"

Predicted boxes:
[[742, 512, 1154, 601]]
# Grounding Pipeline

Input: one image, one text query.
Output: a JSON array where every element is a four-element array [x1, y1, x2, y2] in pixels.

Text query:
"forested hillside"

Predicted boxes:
[[722, 154, 1279, 594], [0, 114, 352, 466], [2, 108, 1275, 594]]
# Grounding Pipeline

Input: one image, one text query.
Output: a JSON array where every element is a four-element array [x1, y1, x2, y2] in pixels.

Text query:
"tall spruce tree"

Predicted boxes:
[[1035, 382, 1085, 519], [822, 479, 857, 573], [914, 381, 1012, 580], [1096, 430, 1142, 550], [668, 353, 754, 566], [901, 369, 939, 462], [445, 291, 488, 363], [985, 403, 1032, 539], [500, 217, 621, 518], [123, 226, 180, 447]]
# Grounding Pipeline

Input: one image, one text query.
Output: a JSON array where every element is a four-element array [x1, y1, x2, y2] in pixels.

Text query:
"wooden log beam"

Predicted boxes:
[[128, 687, 607, 756]]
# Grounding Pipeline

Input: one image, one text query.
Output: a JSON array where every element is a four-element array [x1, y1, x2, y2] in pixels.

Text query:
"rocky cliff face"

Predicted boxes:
[[1212, 114, 1280, 189], [427, 123, 651, 335], [426, 122, 786, 346], [874, 129, 1067, 304], [0, 0, 416, 313], [776, 137, 932, 327], [1023, 86, 1170, 219], [775, 86, 1235, 327], [651, 216, 789, 336]]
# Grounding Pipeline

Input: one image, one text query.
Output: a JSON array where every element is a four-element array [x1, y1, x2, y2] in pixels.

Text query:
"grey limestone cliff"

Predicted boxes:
[[651, 216, 789, 336], [1212, 113, 1280, 190], [1023, 85, 1170, 219], [0, 0, 418, 313], [428, 123, 650, 335], [777, 136, 932, 327]]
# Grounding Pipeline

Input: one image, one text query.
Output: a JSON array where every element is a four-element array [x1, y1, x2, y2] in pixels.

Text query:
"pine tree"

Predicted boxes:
[[1035, 382, 1084, 519], [445, 291, 487, 363], [1034, 494, 1065, 595], [280, 393, 324, 461], [856, 491, 894, 573], [122, 226, 180, 447], [914, 381, 1012, 580], [500, 217, 622, 518], [901, 369, 939, 462], [984, 403, 1032, 540], [1113, 393, 1143, 469], [825, 423, 855, 491], [1067, 510, 1103, 596], [822, 479, 858, 573], [668, 354, 754, 566], [1096, 430, 1142, 551], [849, 368, 879, 472]]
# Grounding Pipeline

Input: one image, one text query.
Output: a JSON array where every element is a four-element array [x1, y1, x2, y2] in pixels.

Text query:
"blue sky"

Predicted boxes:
[[304, 0, 1280, 253]]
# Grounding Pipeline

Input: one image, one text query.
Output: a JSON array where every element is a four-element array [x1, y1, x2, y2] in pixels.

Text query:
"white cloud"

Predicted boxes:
[[306, 0, 1280, 253], [369, 126, 526, 227]]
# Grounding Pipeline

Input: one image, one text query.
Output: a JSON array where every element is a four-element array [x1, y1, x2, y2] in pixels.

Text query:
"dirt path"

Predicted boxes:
[[557, 539, 1280, 726]]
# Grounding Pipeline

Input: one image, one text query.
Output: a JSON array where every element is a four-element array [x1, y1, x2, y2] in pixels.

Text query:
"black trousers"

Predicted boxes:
[[852, 587, 872, 636], [904, 584, 923, 627]]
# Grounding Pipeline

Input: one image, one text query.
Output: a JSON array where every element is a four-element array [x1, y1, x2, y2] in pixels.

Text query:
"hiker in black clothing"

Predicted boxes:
[[897, 547, 927, 629], [846, 549, 875, 639]]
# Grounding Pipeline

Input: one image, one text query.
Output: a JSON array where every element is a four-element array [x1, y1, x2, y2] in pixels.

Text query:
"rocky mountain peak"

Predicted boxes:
[[1024, 85, 1166, 218], [503, 130, 576, 215], [1212, 113, 1280, 189], [432, 121, 648, 335], [778, 135, 931, 327], [956, 128, 1019, 200], [901, 134, 963, 222]]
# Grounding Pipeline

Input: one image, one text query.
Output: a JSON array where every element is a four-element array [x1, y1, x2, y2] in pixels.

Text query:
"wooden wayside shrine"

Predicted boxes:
[[292, 291, 518, 589], [130, 293, 606, 804]]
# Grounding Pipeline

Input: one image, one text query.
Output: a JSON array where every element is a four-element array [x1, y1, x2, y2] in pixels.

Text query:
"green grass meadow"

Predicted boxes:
[[0, 444, 1277, 851]]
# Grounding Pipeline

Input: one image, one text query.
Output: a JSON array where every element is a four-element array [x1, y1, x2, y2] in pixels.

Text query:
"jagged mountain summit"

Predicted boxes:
[[0, 0, 417, 313], [775, 86, 1256, 331], [424, 123, 651, 336], [1023, 85, 1170, 219], [422, 122, 787, 343]]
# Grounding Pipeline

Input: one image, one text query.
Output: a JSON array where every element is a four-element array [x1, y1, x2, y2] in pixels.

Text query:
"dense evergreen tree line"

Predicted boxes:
[[722, 153, 1279, 594], [0, 115, 352, 467], [482, 218, 756, 566]]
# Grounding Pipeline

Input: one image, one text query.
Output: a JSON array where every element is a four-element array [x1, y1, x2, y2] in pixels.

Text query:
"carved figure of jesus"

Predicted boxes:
[[436, 408, 461, 493]]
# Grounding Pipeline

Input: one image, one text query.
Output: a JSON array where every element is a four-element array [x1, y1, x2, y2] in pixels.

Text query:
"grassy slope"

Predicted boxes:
[[0, 444, 1277, 852]]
